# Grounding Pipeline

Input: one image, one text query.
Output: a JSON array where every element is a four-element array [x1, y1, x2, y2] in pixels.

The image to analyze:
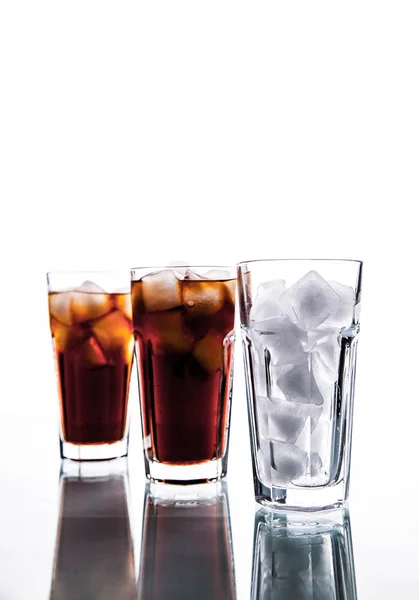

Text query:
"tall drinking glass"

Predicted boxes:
[[47, 272, 134, 460], [238, 259, 362, 510], [131, 265, 236, 483]]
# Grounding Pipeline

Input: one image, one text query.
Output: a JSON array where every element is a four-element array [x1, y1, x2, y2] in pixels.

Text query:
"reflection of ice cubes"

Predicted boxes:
[[271, 442, 307, 485], [250, 280, 286, 321], [276, 364, 324, 406], [271, 533, 333, 599], [278, 271, 340, 331], [273, 536, 311, 574], [252, 317, 306, 366], [257, 396, 322, 444]]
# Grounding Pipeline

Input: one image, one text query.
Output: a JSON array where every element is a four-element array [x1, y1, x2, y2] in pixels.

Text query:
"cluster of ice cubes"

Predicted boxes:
[[140, 263, 234, 313], [249, 270, 356, 488]]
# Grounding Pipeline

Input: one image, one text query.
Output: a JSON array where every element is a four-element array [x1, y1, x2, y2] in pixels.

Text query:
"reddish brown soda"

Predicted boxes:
[[48, 289, 133, 445], [131, 272, 235, 465]]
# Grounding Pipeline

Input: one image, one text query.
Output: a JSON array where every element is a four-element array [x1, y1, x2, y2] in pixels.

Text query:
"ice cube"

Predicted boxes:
[[271, 442, 307, 486], [49, 317, 86, 352], [309, 451, 323, 477], [276, 363, 324, 406], [183, 280, 225, 316], [141, 270, 182, 311], [80, 336, 108, 366], [278, 271, 340, 331], [310, 333, 341, 386], [91, 310, 133, 358], [224, 279, 236, 304], [167, 260, 190, 279], [270, 399, 307, 444], [257, 438, 272, 486], [254, 362, 268, 397], [253, 316, 307, 366], [184, 269, 205, 281], [307, 326, 340, 373], [311, 352, 339, 397], [291, 447, 325, 485], [77, 280, 106, 294], [326, 280, 355, 327], [48, 292, 74, 326], [148, 311, 191, 353], [192, 332, 222, 372], [250, 280, 286, 321], [202, 269, 232, 280], [256, 396, 269, 439], [72, 281, 112, 323], [113, 292, 133, 321], [258, 396, 322, 444]]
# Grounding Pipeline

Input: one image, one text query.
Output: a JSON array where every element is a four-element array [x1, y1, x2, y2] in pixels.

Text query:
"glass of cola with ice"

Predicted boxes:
[[131, 265, 236, 484], [47, 272, 134, 460], [237, 259, 362, 510]]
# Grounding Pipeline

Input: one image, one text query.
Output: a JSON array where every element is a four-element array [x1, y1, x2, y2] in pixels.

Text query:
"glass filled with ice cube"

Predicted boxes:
[[47, 272, 134, 460], [237, 259, 362, 510], [131, 265, 236, 484]]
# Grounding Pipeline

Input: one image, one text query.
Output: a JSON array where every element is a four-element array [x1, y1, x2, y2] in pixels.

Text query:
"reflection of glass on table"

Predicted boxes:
[[49, 460, 137, 600], [251, 508, 357, 600], [139, 481, 236, 600]]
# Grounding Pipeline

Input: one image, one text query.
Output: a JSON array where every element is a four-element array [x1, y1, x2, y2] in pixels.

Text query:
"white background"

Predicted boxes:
[[1, 1, 419, 598]]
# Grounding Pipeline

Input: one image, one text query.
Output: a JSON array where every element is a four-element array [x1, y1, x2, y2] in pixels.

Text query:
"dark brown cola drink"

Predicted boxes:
[[48, 281, 134, 457], [131, 267, 235, 483]]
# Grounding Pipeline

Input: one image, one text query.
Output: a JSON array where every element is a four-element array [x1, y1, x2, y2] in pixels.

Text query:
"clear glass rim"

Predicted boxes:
[[237, 258, 363, 267], [47, 270, 129, 276], [131, 265, 234, 272]]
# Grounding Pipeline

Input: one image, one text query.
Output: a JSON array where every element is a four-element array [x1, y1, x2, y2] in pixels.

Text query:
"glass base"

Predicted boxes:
[[60, 438, 128, 461], [145, 457, 227, 484], [255, 478, 348, 512]]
